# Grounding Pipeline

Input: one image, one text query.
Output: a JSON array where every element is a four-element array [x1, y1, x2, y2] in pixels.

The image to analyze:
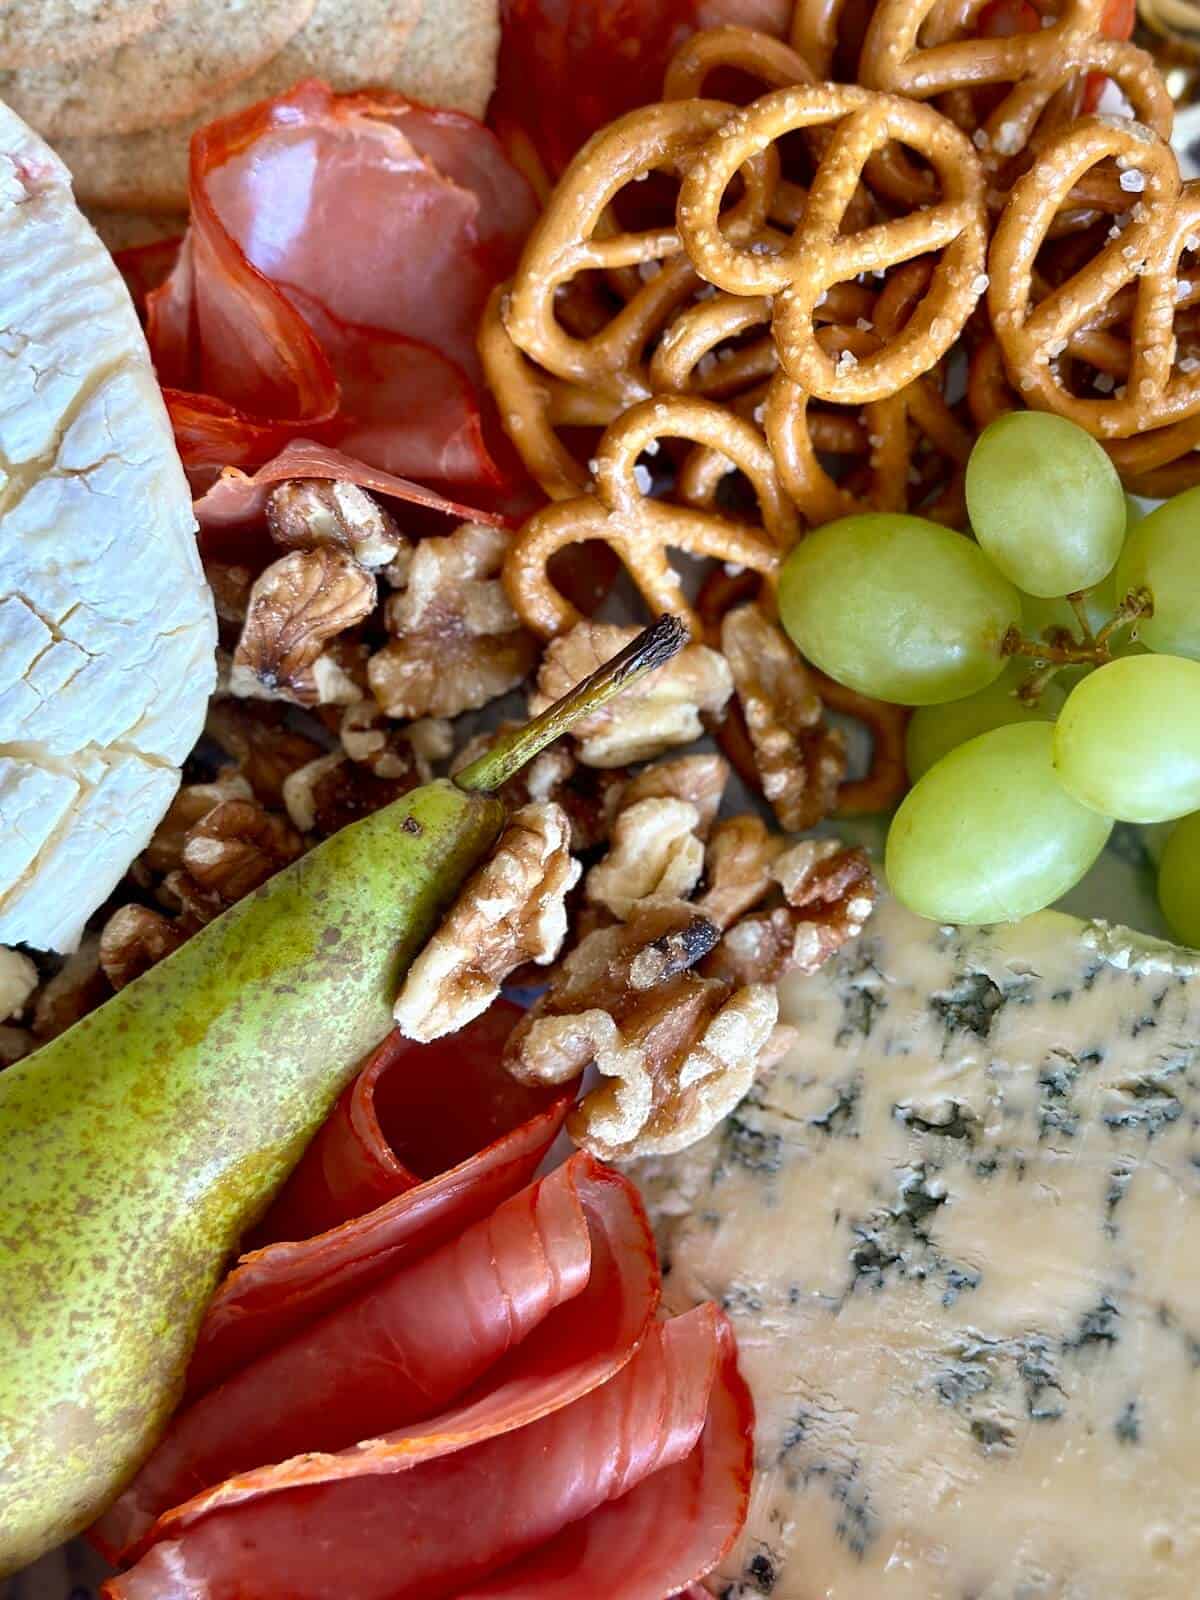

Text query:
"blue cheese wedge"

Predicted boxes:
[[637, 894, 1200, 1599], [0, 100, 215, 951]]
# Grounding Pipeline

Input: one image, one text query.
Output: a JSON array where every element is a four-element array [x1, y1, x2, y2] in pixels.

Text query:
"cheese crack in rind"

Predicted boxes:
[[0, 99, 215, 952], [637, 895, 1200, 1600]]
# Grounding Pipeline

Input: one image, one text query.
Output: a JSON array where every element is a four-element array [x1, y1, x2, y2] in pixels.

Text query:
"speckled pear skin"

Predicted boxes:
[[0, 779, 504, 1575]]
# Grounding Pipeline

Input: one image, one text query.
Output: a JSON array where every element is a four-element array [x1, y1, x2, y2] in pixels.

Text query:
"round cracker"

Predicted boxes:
[[0, 0, 317, 139], [54, 0, 427, 212], [0, 0, 187, 70], [393, 0, 499, 118]]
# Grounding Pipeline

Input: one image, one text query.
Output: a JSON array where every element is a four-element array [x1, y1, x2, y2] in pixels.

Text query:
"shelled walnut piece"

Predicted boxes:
[[231, 547, 376, 707], [708, 838, 878, 985], [530, 621, 733, 766], [266, 479, 406, 572], [368, 522, 538, 721], [394, 802, 581, 1043], [720, 603, 846, 831], [504, 904, 780, 1163], [585, 797, 706, 920]]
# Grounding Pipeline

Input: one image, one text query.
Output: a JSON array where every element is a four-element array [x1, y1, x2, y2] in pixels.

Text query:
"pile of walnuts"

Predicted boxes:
[[1, 478, 884, 1161]]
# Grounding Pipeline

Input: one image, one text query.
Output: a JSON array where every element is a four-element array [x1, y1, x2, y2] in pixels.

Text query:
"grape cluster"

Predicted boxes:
[[779, 414, 1200, 929]]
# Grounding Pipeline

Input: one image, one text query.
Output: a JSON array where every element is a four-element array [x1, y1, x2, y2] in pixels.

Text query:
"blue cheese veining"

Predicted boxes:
[[636, 894, 1200, 1599]]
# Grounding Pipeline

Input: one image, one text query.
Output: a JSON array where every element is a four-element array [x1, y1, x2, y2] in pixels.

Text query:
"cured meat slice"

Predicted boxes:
[[458, 1313, 754, 1600], [249, 1002, 558, 1243], [103, 1309, 721, 1600], [185, 1020, 572, 1397], [96, 1160, 599, 1556], [145, 81, 537, 492]]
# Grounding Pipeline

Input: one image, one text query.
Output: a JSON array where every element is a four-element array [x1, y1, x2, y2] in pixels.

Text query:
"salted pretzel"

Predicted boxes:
[[989, 116, 1200, 439], [479, 283, 622, 501], [503, 98, 777, 406], [790, 0, 877, 80], [502, 395, 798, 638], [662, 25, 880, 234], [969, 332, 1200, 493], [859, 0, 1173, 180], [676, 84, 987, 404]]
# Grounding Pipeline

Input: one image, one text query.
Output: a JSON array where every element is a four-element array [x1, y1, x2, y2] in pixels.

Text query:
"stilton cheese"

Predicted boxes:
[[637, 895, 1200, 1599]]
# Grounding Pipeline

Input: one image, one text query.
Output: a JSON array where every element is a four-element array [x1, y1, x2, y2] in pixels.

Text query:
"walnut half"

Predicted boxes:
[[267, 479, 406, 571], [504, 904, 779, 1162], [708, 838, 877, 985], [530, 622, 732, 767], [231, 547, 376, 707], [720, 603, 846, 831], [393, 801, 581, 1042], [368, 522, 537, 720]]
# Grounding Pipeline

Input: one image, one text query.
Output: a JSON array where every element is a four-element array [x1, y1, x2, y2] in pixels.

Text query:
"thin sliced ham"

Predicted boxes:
[[458, 1314, 754, 1599], [103, 1308, 724, 1600], [148, 80, 537, 493], [96, 1159, 602, 1558], [186, 1025, 573, 1398], [249, 1001, 554, 1244]]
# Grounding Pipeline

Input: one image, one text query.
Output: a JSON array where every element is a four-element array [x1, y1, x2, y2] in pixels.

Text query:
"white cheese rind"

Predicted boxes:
[[637, 895, 1200, 1600], [0, 100, 215, 950]]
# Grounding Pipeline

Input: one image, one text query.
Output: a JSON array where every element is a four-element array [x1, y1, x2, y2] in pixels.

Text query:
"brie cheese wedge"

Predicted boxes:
[[0, 99, 215, 951]]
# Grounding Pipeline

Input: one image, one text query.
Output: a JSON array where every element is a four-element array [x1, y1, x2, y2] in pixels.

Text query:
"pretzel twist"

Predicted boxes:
[[677, 85, 988, 403], [989, 117, 1200, 439], [503, 99, 775, 404], [859, 0, 1173, 168], [502, 395, 797, 638]]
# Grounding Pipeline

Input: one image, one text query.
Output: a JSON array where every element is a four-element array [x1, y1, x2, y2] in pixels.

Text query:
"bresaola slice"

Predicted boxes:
[[96, 1160, 600, 1555], [247, 1001, 557, 1243], [146, 80, 537, 493], [93, 1021, 752, 1600], [102, 1309, 741, 1600]]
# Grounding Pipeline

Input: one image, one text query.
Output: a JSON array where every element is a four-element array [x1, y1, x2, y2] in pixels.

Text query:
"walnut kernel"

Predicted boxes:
[[99, 906, 187, 990], [530, 622, 732, 766], [231, 547, 376, 707], [368, 523, 537, 720], [394, 802, 581, 1042], [585, 797, 705, 920], [720, 604, 846, 831], [267, 479, 406, 570]]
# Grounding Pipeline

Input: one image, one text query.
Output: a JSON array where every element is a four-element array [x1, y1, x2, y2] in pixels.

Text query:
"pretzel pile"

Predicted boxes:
[[483, 2, 1200, 611]]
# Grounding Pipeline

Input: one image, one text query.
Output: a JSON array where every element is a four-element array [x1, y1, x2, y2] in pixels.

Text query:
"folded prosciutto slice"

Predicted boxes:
[[94, 1015, 753, 1600], [146, 80, 537, 494]]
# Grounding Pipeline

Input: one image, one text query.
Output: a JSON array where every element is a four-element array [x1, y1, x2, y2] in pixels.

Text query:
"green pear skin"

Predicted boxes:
[[0, 779, 503, 1574]]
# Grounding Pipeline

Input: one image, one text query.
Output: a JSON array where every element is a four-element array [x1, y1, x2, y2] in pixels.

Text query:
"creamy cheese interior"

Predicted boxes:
[[638, 895, 1200, 1599]]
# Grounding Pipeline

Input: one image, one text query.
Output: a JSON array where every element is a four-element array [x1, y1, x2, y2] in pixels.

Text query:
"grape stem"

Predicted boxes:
[[1003, 587, 1154, 705]]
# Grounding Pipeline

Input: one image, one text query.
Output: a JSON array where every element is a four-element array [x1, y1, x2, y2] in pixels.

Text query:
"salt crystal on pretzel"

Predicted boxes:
[[502, 98, 775, 404], [989, 115, 1200, 439], [502, 394, 796, 639], [859, 0, 1173, 182], [676, 84, 988, 405]]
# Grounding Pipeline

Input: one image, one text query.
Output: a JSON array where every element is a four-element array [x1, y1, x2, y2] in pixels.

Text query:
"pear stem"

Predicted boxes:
[[455, 614, 689, 794]]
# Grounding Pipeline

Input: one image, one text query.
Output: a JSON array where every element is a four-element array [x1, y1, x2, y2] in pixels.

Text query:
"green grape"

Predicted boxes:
[[1053, 654, 1200, 822], [1113, 485, 1200, 660], [905, 662, 1064, 782], [778, 513, 1022, 705], [965, 413, 1126, 597], [886, 722, 1112, 924], [1158, 811, 1200, 947]]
